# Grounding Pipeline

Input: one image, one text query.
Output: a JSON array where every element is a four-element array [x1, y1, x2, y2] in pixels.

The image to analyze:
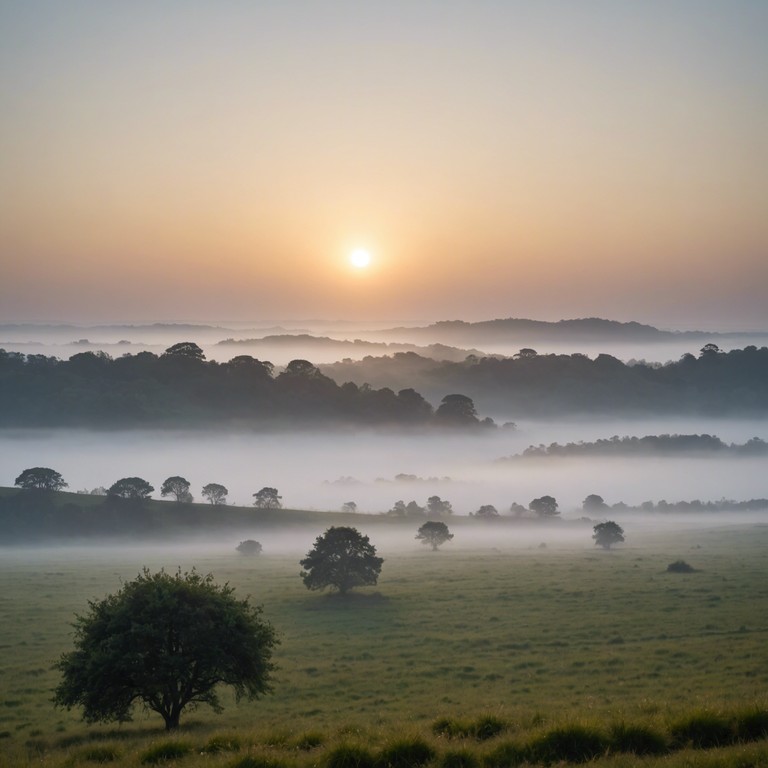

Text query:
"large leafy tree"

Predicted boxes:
[[529, 495, 559, 517], [160, 476, 192, 503], [107, 477, 154, 501], [415, 521, 454, 551], [300, 526, 383, 595], [426, 496, 453, 516], [202, 483, 228, 505], [53, 569, 277, 730], [593, 521, 625, 550], [14, 467, 68, 492], [253, 487, 282, 509]]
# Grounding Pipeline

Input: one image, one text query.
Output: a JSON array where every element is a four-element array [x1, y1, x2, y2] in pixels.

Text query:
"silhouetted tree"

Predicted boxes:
[[162, 342, 206, 361], [426, 496, 453, 516], [529, 495, 559, 517], [514, 348, 538, 358], [387, 500, 407, 517], [435, 394, 479, 425], [509, 502, 528, 516], [341, 501, 358, 513], [592, 521, 625, 550], [107, 477, 154, 502], [416, 521, 454, 550], [202, 483, 228, 505], [253, 487, 282, 509], [14, 467, 68, 492], [53, 569, 276, 730], [474, 504, 499, 518], [582, 494, 608, 513], [300, 527, 383, 595], [160, 476, 192, 503], [236, 540, 263, 556], [405, 500, 426, 517]]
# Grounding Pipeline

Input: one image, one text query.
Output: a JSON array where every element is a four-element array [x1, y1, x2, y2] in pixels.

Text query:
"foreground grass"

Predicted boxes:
[[0, 522, 767, 766]]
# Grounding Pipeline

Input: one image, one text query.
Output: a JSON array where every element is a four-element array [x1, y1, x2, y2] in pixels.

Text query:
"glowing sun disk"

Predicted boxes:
[[349, 248, 371, 269]]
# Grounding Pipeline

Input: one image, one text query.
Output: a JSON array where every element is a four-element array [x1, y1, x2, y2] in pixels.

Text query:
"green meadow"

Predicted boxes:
[[1, 519, 767, 767]]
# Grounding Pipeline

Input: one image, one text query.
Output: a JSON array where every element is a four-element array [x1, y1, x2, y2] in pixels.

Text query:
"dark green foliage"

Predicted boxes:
[[139, 740, 193, 764], [432, 716, 506, 741], [667, 560, 696, 573], [528, 725, 606, 764], [609, 722, 667, 755], [432, 718, 470, 739], [734, 708, 768, 742], [80, 744, 121, 762], [203, 734, 242, 753], [377, 737, 435, 768], [472, 716, 507, 741], [294, 731, 325, 750], [324, 744, 378, 768], [54, 568, 277, 730], [440, 749, 480, 768], [300, 527, 383, 594], [669, 712, 736, 749]]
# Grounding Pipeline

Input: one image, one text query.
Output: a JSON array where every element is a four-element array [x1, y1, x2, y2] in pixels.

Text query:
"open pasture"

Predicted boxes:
[[0, 522, 767, 766]]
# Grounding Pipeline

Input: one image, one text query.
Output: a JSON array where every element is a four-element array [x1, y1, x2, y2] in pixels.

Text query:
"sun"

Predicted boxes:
[[349, 248, 372, 269]]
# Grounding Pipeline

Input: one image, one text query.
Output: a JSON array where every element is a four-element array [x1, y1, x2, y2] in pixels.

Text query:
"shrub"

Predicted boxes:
[[734, 708, 768, 742], [667, 560, 696, 573], [433, 718, 470, 739], [140, 740, 193, 764], [669, 712, 735, 749], [325, 744, 378, 768], [377, 737, 436, 768], [609, 723, 667, 755], [472, 715, 507, 741], [80, 745, 121, 763], [203, 733, 242, 753], [528, 725, 606, 764], [440, 749, 480, 768], [433, 716, 507, 741]]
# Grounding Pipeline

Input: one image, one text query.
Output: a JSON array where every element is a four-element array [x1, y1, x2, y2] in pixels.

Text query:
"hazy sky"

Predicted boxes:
[[2, 1, 767, 329]]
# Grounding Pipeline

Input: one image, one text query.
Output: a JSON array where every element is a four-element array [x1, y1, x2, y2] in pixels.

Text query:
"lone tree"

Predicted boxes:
[[14, 467, 68, 492], [53, 568, 277, 731], [300, 526, 383, 595], [160, 476, 193, 503], [107, 477, 154, 502], [529, 495, 559, 517], [474, 504, 499, 518], [202, 483, 228, 505], [583, 494, 608, 513], [416, 521, 454, 551], [341, 501, 357, 513], [253, 487, 282, 509], [236, 540, 263, 556], [592, 521, 625, 550]]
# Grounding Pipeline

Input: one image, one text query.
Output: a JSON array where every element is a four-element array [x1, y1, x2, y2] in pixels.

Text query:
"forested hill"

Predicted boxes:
[[321, 345, 768, 416], [0, 345, 491, 429]]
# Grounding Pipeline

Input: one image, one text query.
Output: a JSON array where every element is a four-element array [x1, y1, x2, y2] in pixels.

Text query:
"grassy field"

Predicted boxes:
[[0, 520, 767, 766]]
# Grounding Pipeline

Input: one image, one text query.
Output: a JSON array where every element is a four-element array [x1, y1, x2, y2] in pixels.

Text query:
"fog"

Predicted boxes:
[[2, 417, 766, 518]]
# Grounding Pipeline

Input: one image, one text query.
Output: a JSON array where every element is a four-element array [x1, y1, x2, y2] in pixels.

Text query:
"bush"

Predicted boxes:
[[609, 723, 667, 755], [669, 712, 735, 749], [667, 560, 696, 573], [140, 740, 193, 764], [483, 741, 527, 768], [377, 737, 435, 768], [440, 749, 480, 768], [734, 708, 768, 742], [295, 731, 325, 750], [472, 715, 507, 741], [203, 733, 242, 753], [528, 725, 606, 764], [432, 716, 507, 741], [433, 718, 471, 739], [80, 745, 120, 762], [325, 744, 378, 768]]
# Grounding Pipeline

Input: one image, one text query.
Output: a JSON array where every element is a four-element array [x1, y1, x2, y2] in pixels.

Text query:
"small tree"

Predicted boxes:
[[341, 501, 357, 513], [15, 467, 68, 492], [107, 477, 154, 502], [416, 521, 454, 551], [160, 476, 193, 503], [474, 504, 499, 518], [592, 521, 625, 550], [53, 569, 277, 730], [300, 527, 383, 595], [583, 494, 608, 513], [202, 483, 228, 505], [529, 495, 559, 517], [236, 540, 263, 556], [253, 487, 282, 509], [387, 500, 407, 517]]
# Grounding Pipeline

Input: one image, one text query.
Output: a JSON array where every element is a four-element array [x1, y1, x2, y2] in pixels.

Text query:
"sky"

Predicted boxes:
[[1, 1, 767, 330]]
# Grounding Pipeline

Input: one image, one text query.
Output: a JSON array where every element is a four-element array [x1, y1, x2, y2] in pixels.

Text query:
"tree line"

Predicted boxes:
[[0, 343, 492, 428]]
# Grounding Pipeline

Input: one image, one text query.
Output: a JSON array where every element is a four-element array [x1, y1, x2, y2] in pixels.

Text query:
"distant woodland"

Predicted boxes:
[[0, 344, 488, 428], [322, 345, 768, 415], [1, 343, 767, 427]]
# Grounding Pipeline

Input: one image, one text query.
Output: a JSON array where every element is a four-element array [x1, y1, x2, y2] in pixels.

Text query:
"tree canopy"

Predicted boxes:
[[529, 495, 559, 517], [53, 569, 277, 730], [253, 487, 282, 509], [202, 483, 228, 505], [592, 521, 625, 550], [415, 521, 454, 550], [14, 467, 67, 492], [160, 476, 192, 503], [300, 527, 383, 594], [107, 477, 154, 501]]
